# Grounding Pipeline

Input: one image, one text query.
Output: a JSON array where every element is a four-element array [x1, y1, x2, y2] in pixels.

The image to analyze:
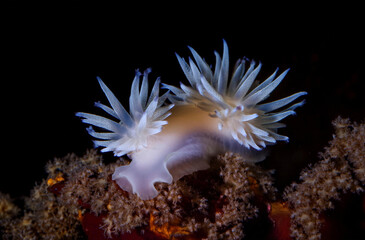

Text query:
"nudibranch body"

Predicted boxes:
[[77, 41, 306, 200]]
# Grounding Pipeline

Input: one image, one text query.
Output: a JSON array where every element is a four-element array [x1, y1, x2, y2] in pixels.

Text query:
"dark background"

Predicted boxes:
[[2, 5, 364, 200]]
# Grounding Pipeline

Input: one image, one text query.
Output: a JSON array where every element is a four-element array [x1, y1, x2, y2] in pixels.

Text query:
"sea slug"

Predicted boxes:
[[77, 41, 306, 200]]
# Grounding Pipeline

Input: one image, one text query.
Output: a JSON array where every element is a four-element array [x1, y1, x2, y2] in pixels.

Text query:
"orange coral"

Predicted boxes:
[[46, 172, 65, 186], [78, 209, 84, 222], [149, 213, 190, 239]]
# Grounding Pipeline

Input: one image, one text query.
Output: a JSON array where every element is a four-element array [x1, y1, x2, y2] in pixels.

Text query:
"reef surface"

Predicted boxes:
[[1, 117, 364, 240]]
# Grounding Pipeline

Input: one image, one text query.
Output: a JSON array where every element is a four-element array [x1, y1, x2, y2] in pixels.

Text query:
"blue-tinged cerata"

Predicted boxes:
[[77, 41, 306, 200]]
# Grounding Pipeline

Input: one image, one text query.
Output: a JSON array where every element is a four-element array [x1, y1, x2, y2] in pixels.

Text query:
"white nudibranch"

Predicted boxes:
[[77, 41, 306, 200]]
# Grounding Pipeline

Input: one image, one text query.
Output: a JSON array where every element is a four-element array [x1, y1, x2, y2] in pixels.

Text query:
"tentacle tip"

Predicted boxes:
[[135, 69, 142, 76], [175, 52, 182, 59], [86, 126, 94, 133], [222, 38, 227, 46], [144, 68, 152, 74], [284, 68, 291, 74], [187, 45, 194, 52], [161, 82, 168, 88]]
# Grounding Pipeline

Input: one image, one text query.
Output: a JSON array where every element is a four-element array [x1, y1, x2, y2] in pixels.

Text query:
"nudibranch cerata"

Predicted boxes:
[[76, 41, 307, 200]]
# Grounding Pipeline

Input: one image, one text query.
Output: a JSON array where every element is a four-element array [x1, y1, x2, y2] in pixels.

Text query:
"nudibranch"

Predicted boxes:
[[77, 41, 306, 200]]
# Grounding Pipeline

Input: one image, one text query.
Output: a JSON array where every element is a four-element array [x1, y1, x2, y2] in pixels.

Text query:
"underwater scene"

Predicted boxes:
[[2, 5, 364, 240]]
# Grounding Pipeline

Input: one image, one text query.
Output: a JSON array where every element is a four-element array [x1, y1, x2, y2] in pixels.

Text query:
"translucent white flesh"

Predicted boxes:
[[112, 104, 264, 200]]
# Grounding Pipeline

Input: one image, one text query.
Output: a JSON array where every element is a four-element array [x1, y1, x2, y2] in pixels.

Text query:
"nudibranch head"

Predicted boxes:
[[164, 40, 307, 150], [76, 69, 174, 156]]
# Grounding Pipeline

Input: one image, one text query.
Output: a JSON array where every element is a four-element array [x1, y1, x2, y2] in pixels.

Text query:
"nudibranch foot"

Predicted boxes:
[[112, 160, 173, 200], [112, 129, 267, 200]]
